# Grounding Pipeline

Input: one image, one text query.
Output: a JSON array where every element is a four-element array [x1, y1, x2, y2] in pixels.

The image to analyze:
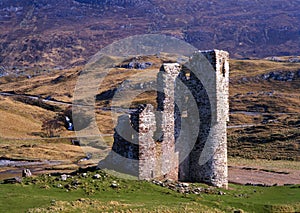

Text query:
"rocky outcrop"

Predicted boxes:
[[237, 70, 300, 83], [261, 70, 300, 82]]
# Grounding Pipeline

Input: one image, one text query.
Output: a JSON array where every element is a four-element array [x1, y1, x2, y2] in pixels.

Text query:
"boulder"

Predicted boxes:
[[22, 169, 32, 178], [61, 174, 68, 181], [93, 174, 101, 179], [110, 180, 119, 188]]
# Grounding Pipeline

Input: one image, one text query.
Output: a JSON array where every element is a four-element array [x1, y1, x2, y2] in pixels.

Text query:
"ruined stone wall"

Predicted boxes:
[[159, 50, 229, 188], [177, 50, 229, 188], [138, 104, 157, 180], [102, 49, 229, 188], [107, 113, 139, 176], [101, 104, 159, 180], [157, 64, 180, 180], [204, 50, 229, 188], [175, 64, 212, 183]]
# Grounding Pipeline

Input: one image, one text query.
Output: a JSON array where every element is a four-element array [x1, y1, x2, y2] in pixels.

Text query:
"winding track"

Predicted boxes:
[[1, 92, 297, 130]]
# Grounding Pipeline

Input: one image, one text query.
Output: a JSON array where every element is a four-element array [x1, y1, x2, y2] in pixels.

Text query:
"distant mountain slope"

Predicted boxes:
[[0, 0, 299, 71]]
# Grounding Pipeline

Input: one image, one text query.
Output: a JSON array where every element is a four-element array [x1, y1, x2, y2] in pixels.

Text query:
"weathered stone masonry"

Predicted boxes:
[[101, 50, 229, 188], [178, 50, 229, 188]]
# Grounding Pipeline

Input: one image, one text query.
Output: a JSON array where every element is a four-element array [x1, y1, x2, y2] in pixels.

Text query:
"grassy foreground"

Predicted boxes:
[[0, 169, 299, 213]]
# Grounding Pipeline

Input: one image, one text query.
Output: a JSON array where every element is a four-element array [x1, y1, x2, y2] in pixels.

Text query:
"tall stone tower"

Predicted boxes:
[[156, 63, 181, 180], [176, 50, 229, 188]]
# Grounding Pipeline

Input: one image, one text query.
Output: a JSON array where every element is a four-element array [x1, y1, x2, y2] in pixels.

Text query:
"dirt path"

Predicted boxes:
[[228, 166, 300, 185]]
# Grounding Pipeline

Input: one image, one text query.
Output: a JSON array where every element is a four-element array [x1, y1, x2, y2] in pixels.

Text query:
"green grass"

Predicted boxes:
[[209, 184, 300, 213], [0, 169, 299, 213]]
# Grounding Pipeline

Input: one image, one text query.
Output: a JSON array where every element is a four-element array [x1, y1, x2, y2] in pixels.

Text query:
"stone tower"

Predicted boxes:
[[101, 49, 229, 188], [176, 50, 229, 188]]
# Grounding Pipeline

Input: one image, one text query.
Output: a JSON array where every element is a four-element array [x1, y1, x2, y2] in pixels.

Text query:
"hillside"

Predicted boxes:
[[0, 96, 55, 138], [0, 0, 300, 73], [0, 57, 299, 161]]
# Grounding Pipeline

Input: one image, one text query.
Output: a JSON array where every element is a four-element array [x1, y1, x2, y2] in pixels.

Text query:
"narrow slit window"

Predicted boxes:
[[185, 71, 190, 80]]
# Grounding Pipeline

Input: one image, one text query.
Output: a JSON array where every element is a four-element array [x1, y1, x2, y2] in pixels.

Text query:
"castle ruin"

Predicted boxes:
[[100, 50, 229, 188]]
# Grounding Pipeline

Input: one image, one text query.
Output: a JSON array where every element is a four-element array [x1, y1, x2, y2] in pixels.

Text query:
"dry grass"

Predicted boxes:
[[0, 57, 299, 161], [228, 59, 300, 161], [0, 140, 84, 161], [0, 67, 82, 103], [228, 157, 300, 171], [228, 113, 300, 161], [230, 59, 300, 78], [0, 97, 55, 138]]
